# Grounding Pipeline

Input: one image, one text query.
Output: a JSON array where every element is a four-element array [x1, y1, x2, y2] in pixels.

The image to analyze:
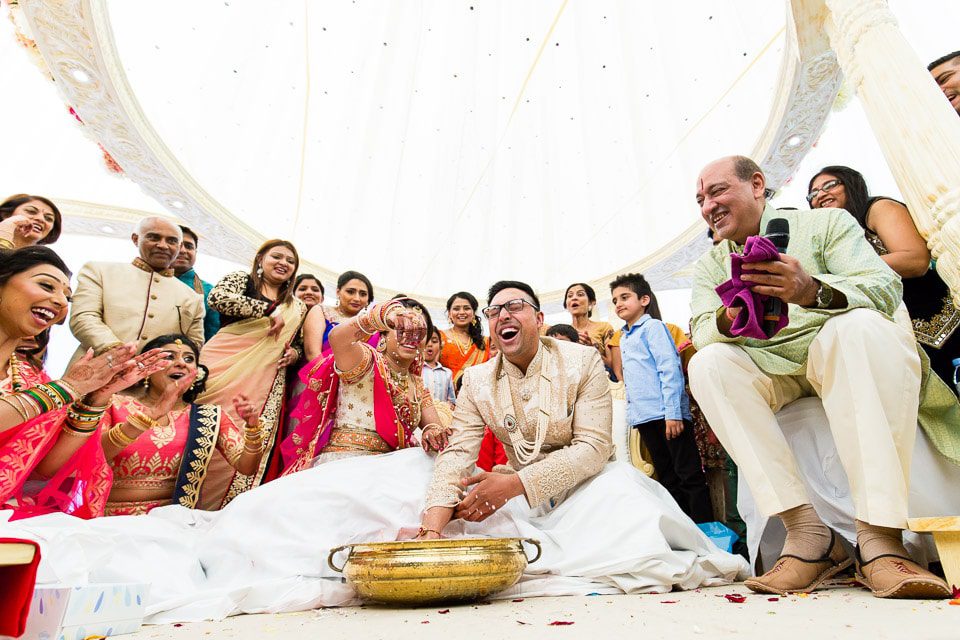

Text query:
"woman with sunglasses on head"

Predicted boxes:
[[283, 297, 450, 471], [807, 166, 960, 390], [440, 292, 490, 385]]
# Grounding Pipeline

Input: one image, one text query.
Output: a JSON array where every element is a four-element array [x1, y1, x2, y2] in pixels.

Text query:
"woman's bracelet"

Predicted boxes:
[[65, 399, 108, 432], [417, 526, 442, 538], [357, 300, 403, 335], [0, 395, 30, 422], [126, 411, 158, 433], [106, 424, 137, 448]]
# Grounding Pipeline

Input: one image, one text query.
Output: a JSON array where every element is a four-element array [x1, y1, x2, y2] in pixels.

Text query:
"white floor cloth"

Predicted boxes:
[[739, 397, 960, 570], [0, 448, 747, 623]]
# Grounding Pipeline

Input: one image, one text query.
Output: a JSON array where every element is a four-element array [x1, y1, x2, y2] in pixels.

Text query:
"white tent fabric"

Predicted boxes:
[[2, 0, 960, 375]]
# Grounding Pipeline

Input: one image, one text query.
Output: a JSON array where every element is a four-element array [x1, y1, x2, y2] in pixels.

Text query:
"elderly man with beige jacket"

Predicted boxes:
[[69, 216, 205, 363]]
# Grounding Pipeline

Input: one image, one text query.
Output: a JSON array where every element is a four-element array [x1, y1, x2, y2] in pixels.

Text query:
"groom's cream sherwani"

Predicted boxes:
[[425, 337, 614, 509]]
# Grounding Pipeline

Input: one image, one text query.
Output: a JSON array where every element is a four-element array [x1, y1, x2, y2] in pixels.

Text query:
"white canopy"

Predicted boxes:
[[2, 0, 958, 316]]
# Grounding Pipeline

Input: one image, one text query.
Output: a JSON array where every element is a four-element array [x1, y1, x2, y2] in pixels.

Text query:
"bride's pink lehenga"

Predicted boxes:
[[281, 343, 431, 473]]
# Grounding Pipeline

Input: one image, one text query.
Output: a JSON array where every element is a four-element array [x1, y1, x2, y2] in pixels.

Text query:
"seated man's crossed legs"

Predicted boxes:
[[689, 309, 949, 599]]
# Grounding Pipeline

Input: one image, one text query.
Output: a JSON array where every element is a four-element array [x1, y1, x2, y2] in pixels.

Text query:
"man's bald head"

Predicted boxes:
[[695, 155, 767, 245], [132, 217, 183, 270]]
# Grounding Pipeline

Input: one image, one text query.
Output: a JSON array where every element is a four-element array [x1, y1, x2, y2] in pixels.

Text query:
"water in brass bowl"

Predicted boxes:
[[327, 537, 541, 605]]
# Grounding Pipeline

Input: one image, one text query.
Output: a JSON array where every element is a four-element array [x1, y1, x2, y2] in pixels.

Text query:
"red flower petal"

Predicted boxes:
[[438, 609, 450, 614], [724, 593, 747, 603], [549, 621, 575, 626]]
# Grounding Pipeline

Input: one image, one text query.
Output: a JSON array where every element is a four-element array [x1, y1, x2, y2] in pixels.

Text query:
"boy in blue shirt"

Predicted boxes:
[[611, 273, 712, 523], [422, 327, 457, 406]]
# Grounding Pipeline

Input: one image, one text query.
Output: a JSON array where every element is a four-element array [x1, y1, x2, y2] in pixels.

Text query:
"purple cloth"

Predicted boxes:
[[714, 235, 789, 340]]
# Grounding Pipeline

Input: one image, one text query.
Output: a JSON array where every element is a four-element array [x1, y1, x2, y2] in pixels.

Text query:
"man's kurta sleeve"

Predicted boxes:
[[424, 369, 489, 509], [811, 209, 902, 317], [69, 262, 121, 353]]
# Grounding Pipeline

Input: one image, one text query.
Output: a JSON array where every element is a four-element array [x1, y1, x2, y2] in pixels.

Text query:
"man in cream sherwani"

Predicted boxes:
[[69, 216, 205, 363]]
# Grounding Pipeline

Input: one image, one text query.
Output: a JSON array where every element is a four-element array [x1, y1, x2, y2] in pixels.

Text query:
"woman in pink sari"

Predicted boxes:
[[282, 298, 450, 473], [195, 240, 307, 509], [0, 247, 167, 518], [80, 335, 267, 516]]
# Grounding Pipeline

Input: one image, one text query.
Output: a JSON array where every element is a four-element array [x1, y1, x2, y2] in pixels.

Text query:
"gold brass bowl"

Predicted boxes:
[[327, 537, 541, 605]]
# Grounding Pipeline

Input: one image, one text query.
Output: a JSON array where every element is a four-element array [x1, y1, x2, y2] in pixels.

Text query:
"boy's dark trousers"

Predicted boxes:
[[633, 418, 714, 523]]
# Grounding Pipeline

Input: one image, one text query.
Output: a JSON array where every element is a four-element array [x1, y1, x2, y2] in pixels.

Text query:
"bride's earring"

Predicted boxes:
[[256, 263, 263, 277]]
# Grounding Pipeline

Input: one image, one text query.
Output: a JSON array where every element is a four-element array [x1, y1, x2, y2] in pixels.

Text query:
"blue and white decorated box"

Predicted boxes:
[[0, 583, 150, 640]]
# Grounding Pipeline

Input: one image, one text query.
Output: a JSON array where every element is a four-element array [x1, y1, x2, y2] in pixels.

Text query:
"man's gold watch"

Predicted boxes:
[[814, 280, 834, 309]]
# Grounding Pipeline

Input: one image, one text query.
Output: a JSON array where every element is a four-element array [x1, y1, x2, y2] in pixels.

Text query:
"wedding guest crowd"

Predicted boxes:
[[0, 49, 958, 603]]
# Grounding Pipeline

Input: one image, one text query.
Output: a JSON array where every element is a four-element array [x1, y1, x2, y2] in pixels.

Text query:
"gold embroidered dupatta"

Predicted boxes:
[[196, 299, 305, 509]]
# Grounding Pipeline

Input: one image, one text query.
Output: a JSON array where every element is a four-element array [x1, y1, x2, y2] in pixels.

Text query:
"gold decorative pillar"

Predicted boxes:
[[824, 0, 960, 304]]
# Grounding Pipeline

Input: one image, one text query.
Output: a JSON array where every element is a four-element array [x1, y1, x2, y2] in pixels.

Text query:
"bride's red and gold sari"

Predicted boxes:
[[281, 344, 429, 474]]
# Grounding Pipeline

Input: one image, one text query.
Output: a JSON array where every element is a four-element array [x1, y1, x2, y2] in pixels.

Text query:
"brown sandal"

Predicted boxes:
[[855, 548, 951, 599], [745, 529, 852, 596]]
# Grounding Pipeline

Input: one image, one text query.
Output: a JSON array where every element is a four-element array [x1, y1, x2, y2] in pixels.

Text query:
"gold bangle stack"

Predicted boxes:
[[106, 424, 137, 448], [64, 399, 108, 436], [106, 411, 157, 449], [243, 421, 264, 454], [127, 411, 158, 432], [357, 300, 403, 335], [0, 394, 34, 422]]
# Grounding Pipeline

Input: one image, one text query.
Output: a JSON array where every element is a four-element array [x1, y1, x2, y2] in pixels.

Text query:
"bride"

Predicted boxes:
[[0, 292, 747, 623]]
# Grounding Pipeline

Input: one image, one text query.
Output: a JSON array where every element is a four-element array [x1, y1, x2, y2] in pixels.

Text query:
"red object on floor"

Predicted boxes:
[[0, 538, 41, 638], [475, 427, 508, 471]]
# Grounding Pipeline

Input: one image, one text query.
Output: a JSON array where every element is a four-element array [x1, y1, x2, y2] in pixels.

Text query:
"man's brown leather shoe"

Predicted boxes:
[[855, 549, 952, 599], [745, 529, 852, 596]]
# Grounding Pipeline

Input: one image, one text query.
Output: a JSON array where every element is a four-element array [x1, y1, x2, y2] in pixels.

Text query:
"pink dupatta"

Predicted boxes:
[[281, 349, 416, 475], [0, 362, 111, 520]]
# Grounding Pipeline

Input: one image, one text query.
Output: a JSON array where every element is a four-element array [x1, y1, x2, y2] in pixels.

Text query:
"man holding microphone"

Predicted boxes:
[[687, 155, 949, 599]]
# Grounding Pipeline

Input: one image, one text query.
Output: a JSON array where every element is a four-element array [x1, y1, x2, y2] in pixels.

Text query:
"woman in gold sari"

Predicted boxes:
[[196, 240, 307, 509]]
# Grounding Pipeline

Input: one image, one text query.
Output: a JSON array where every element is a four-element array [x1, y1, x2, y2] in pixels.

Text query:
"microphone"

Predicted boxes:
[[763, 218, 790, 337]]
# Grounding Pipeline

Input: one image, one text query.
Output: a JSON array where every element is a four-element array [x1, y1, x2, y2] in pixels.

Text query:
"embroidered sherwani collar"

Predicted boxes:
[[132, 257, 174, 277], [498, 341, 545, 380]]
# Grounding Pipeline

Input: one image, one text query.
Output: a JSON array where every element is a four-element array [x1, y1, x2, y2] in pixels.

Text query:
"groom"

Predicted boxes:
[[417, 280, 614, 535]]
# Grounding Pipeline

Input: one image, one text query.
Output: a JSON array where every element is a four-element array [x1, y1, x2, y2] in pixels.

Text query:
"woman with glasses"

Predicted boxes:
[[807, 165, 960, 389]]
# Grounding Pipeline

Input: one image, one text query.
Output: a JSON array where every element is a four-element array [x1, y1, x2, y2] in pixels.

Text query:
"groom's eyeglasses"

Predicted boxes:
[[481, 299, 539, 319]]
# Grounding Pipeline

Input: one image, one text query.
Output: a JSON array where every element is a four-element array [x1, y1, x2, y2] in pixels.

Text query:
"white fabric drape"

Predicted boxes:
[[0, 448, 746, 623]]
